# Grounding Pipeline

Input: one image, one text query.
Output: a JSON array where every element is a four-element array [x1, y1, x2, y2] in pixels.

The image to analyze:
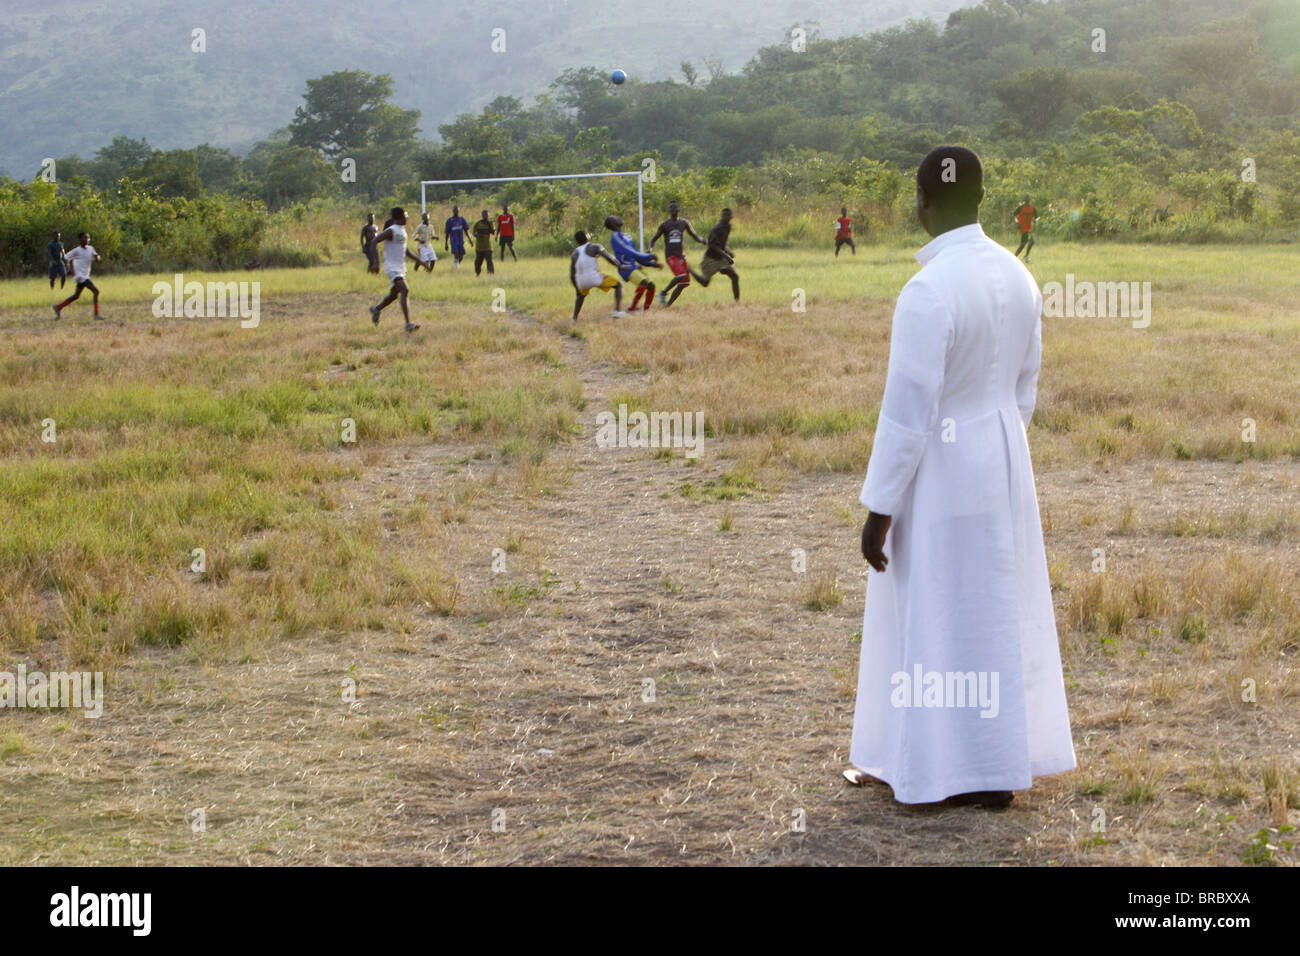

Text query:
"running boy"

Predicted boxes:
[[53, 232, 101, 319], [1013, 195, 1036, 262], [648, 200, 706, 307], [368, 207, 420, 333], [692, 208, 740, 300]]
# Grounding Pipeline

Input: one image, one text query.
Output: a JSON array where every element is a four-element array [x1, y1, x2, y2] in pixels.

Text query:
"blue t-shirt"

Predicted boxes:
[[444, 216, 469, 248], [609, 231, 655, 280]]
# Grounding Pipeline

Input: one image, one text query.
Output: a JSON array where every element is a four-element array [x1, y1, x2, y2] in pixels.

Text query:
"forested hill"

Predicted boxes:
[[0, 0, 972, 177], [424, 0, 1298, 176]]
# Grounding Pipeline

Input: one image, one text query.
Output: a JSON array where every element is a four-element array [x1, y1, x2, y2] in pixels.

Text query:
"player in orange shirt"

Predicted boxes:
[[1013, 195, 1036, 262], [835, 206, 855, 256]]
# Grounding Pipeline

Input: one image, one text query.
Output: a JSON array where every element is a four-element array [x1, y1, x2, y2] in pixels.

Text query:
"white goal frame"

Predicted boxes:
[[420, 171, 646, 248]]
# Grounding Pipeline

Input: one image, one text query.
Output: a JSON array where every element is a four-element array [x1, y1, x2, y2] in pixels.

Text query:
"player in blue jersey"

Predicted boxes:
[[443, 205, 471, 269], [603, 215, 662, 312]]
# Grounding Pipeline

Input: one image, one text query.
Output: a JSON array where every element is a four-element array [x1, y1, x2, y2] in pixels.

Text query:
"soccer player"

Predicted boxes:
[[648, 200, 705, 307], [53, 232, 101, 319], [413, 212, 438, 272], [471, 210, 495, 275], [835, 206, 856, 256], [47, 230, 67, 289], [444, 205, 471, 268], [368, 207, 420, 333], [1013, 195, 1036, 262], [496, 203, 518, 261], [692, 208, 740, 301], [361, 213, 380, 274], [604, 215, 661, 311], [570, 230, 625, 322]]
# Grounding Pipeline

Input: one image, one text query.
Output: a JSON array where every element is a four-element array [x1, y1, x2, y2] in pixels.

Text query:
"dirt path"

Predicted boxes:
[[316, 307, 1077, 865]]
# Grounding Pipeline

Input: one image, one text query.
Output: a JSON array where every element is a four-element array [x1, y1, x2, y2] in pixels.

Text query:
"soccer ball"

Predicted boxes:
[[611, 69, 627, 85]]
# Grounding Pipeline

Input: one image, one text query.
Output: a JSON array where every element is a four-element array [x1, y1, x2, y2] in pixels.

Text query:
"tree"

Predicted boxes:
[[135, 149, 203, 198], [993, 67, 1072, 132], [553, 67, 624, 130], [95, 136, 154, 174], [287, 71, 420, 200], [257, 145, 337, 210], [193, 144, 243, 193], [288, 71, 420, 159], [90, 136, 154, 187]]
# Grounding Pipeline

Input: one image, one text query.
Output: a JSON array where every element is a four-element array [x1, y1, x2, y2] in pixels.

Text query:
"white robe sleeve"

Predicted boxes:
[[860, 280, 952, 516], [1016, 287, 1044, 427]]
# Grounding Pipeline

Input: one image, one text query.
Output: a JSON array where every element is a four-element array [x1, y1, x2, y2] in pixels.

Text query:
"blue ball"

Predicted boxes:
[[611, 69, 627, 85]]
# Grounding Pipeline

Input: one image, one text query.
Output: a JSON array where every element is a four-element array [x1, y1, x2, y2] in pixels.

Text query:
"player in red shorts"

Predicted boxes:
[[649, 200, 706, 307]]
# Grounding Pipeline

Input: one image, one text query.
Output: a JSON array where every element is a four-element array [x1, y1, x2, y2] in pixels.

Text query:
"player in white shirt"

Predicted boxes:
[[413, 212, 438, 272], [569, 229, 625, 322], [54, 232, 102, 319], [368, 207, 420, 333]]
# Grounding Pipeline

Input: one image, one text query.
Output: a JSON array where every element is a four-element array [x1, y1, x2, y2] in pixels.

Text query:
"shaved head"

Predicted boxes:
[[917, 145, 983, 213]]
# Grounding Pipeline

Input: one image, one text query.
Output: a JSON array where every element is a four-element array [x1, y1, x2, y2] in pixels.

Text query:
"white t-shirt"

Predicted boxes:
[[574, 243, 605, 289], [413, 222, 433, 245], [65, 244, 97, 281], [383, 225, 407, 277]]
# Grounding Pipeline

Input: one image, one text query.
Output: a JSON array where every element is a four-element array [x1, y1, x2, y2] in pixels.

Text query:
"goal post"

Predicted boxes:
[[419, 171, 646, 249]]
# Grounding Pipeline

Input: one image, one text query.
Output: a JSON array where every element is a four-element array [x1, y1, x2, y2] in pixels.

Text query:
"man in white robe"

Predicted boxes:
[[849, 146, 1075, 807]]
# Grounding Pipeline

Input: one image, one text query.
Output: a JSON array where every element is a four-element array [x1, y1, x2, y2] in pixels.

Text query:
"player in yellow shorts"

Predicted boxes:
[[570, 230, 626, 321]]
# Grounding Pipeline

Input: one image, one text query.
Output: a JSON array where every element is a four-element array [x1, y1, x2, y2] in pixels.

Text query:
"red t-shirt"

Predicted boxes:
[[835, 216, 852, 239], [497, 213, 515, 237], [1016, 204, 1035, 233]]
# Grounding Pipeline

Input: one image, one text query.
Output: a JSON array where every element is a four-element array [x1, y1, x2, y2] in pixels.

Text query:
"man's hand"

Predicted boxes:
[[861, 512, 892, 572]]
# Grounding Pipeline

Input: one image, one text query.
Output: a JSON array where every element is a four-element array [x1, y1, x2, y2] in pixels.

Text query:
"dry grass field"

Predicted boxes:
[[0, 243, 1297, 865]]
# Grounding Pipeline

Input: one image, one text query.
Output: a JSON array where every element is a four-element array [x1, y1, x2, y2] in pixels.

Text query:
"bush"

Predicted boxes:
[[0, 177, 268, 277]]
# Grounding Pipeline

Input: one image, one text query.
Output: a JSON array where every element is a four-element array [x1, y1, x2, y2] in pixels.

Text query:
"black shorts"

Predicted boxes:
[[49, 262, 66, 278], [76, 277, 98, 292], [498, 234, 514, 246]]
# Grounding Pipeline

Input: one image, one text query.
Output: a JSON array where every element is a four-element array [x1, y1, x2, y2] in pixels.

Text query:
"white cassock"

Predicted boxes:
[[850, 222, 1075, 803]]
